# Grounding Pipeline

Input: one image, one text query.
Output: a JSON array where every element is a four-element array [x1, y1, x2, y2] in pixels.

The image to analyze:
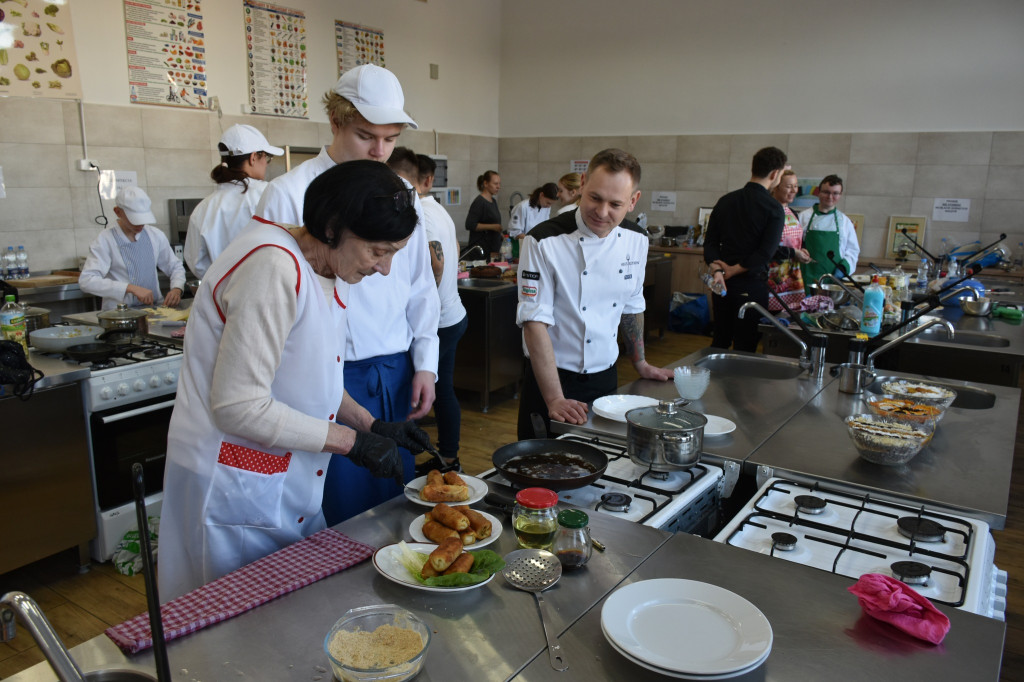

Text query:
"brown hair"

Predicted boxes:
[[587, 149, 641, 186], [751, 146, 788, 178], [820, 174, 844, 191], [529, 183, 559, 209], [476, 170, 499, 191], [211, 143, 257, 192]]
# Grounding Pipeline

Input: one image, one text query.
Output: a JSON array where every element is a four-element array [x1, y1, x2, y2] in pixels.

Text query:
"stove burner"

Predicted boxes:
[[598, 492, 632, 513], [143, 347, 169, 358], [794, 495, 827, 515], [90, 360, 115, 370], [646, 471, 670, 481], [891, 560, 932, 585], [897, 517, 946, 543], [771, 532, 798, 551]]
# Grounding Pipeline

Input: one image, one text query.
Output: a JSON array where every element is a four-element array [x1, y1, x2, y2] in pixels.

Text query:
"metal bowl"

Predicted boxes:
[[960, 296, 992, 316], [807, 282, 849, 306]]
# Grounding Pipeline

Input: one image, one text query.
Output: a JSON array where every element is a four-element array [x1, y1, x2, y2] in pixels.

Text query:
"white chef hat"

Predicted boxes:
[[115, 186, 157, 226], [219, 124, 284, 157], [333, 65, 418, 129]]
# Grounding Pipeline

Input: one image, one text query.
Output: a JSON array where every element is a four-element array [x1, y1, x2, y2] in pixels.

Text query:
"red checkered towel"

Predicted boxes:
[[106, 529, 374, 654]]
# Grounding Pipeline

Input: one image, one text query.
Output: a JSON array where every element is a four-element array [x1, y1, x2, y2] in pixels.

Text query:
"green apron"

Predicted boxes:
[[802, 208, 843, 296]]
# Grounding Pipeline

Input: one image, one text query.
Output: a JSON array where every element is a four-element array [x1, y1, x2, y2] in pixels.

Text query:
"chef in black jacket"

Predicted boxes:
[[703, 146, 789, 351]]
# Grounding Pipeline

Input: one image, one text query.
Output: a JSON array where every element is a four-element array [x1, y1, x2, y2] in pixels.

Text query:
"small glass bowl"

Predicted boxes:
[[324, 604, 431, 682], [845, 414, 933, 466], [864, 394, 946, 427], [880, 379, 957, 411], [674, 366, 711, 400]]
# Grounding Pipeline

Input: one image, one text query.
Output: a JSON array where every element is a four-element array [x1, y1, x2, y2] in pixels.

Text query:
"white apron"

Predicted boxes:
[[158, 218, 347, 601]]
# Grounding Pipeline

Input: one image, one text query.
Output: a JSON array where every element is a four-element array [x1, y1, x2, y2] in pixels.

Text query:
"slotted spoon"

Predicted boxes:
[[502, 549, 568, 671]]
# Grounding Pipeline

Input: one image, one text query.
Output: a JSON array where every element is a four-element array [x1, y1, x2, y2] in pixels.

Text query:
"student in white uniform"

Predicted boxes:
[[256, 64, 439, 524], [183, 124, 283, 278], [508, 183, 559, 239], [516, 149, 673, 439], [555, 172, 582, 215], [159, 161, 416, 600], [79, 186, 186, 311]]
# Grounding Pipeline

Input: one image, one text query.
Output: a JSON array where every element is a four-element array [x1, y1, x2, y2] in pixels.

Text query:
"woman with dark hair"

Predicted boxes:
[[184, 125, 283, 278], [509, 182, 559, 239], [159, 160, 419, 600], [465, 170, 503, 258]]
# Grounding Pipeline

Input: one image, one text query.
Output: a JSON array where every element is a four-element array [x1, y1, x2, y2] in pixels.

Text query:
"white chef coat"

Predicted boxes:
[[79, 224, 186, 310], [421, 195, 467, 329], [159, 217, 347, 601], [517, 210, 648, 373], [798, 207, 860, 272], [184, 179, 268, 278], [257, 148, 440, 376], [508, 199, 551, 238], [557, 203, 578, 215]]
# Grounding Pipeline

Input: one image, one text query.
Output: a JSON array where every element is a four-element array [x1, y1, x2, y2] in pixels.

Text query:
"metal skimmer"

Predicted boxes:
[[502, 549, 568, 671]]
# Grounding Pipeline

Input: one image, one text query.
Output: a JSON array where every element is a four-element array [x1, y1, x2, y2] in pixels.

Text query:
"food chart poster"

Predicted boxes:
[[335, 20, 384, 75], [244, 0, 307, 118], [0, 0, 82, 100], [123, 0, 207, 109]]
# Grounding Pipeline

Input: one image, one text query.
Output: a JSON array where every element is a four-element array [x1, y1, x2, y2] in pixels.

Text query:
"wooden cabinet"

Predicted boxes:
[[453, 283, 523, 412], [644, 256, 673, 338], [650, 246, 713, 321]]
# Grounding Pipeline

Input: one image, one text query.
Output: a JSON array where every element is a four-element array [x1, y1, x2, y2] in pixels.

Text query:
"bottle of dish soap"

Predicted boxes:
[[859, 276, 885, 338]]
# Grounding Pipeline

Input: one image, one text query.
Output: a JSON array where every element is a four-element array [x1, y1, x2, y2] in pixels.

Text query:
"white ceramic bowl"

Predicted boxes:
[[673, 366, 711, 400]]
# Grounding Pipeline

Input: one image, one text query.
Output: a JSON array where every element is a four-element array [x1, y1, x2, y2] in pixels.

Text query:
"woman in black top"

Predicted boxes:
[[465, 170, 503, 258]]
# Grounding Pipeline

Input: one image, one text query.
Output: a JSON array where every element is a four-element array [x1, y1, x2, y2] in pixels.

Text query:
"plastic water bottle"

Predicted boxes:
[[701, 271, 727, 297], [0, 294, 28, 353], [1015, 242, 1024, 269], [916, 259, 930, 293], [499, 235, 513, 262], [3, 247, 16, 280], [15, 246, 28, 279], [859, 276, 885, 338]]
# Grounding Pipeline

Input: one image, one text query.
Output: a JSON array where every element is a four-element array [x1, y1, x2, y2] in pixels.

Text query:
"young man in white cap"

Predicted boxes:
[[184, 124, 283, 278], [256, 64, 440, 524], [80, 186, 186, 311]]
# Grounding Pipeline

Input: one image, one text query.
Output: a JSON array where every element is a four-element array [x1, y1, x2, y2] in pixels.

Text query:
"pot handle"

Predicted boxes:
[[660, 432, 692, 444]]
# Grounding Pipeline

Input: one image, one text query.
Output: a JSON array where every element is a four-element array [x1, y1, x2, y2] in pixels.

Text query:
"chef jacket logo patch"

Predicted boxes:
[[621, 258, 641, 266], [624, 274, 633, 280], [521, 270, 540, 280], [521, 285, 537, 298]]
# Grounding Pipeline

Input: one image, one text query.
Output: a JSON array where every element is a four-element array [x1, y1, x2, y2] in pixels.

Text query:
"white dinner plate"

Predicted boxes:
[[408, 510, 502, 549], [592, 395, 660, 422], [702, 415, 737, 437], [601, 578, 773, 675], [403, 474, 488, 507], [371, 542, 495, 592], [601, 620, 770, 680]]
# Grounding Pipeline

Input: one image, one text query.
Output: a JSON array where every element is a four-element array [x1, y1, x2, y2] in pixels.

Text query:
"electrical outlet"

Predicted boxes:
[[77, 159, 96, 171], [208, 96, 220, 111]]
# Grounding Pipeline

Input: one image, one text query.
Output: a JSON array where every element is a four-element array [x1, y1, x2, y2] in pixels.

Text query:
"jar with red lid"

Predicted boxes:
[[513, 487, 558, 550]]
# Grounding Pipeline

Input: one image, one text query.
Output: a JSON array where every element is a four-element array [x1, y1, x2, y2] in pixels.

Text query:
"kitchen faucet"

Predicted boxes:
[[865, 318, 955, 371], [459, 244, 485, 261], [817, 273, 864, 306], [1, 592, 86, 681], [738, 301, 826, 377]]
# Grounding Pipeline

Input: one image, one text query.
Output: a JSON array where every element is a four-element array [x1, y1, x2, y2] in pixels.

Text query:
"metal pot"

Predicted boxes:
[[625, 399, 707, 471], [97, 303, 149, 337], [960, 296, 992, 316], [831, 362, 875, 394], [22, 306, 50, 333]]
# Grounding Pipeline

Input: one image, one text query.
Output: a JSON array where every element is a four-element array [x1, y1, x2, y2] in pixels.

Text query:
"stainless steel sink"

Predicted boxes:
[[695, 353, 805, 380], [912, 328, 1010, 348], [866, 376, 997, 409], [458, 277, 512, 289]]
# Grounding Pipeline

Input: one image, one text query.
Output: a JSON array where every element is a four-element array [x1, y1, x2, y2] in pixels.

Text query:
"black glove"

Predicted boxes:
[[370, 419, 433, 455], [347, 431, 403, 486]]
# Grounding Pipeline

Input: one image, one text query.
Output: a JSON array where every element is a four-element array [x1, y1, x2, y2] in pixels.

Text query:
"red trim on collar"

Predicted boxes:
[[334, 288, 346, 309], [212, 244, 301, 322]]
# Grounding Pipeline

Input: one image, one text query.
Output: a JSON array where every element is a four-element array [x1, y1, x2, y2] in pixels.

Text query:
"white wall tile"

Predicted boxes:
[[728, 134, 789, 165], [677, 135, 731, 163], [0, 187, 73, 233], [65, 145, 148, 188], [917, 132, 993, 165], [79, 104, 145, 148], [985, 166, 1024, 200], [788, 134, 852, 165], [265, 117, 321, 148], [499, 137, 539, 162], [582, 137, 629, 158], [469, 135, 498, 162], [0, 143, 69, 187], [438, 133, 471, 160], [980, 199, 1024, 234], [143, 148, 219, 187], [991, 132, 1024, 165], [675, 163, 729, 192], [913, 165, 988, 198], [843, 195, 912, 236], [847, 164, 916, 197], [0, 98, 66, 144], [850, 133, 918, 164], [141, 107, 212, 150], [627, 135, 677, 164], [912, 196, 984, 232], [538, 137, 582, 163]]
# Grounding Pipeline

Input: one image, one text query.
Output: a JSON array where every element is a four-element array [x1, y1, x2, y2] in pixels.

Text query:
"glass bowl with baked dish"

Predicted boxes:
[[880, 379, 957, 413], [863, 394, 946, 429], [845, 414, 934, 466], [324, 604, 431, 682]]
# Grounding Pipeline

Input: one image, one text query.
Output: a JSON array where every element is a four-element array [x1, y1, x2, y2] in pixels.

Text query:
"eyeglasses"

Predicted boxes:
[[256, 152, 274, 163], [378, 187, 415, 212], [819, 190, 842, 197]]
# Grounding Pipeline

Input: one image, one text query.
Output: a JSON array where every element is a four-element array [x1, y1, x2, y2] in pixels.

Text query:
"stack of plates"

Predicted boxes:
[[600, 579, 772, 679]]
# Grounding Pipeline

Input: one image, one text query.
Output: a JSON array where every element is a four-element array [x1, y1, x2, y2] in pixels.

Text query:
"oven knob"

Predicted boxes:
[[149, 376, 161, 388], [133, 379, 146, 392], [100, 386, 113, 400], [164, 372, 176, 385], [117, 383, 129, 396]]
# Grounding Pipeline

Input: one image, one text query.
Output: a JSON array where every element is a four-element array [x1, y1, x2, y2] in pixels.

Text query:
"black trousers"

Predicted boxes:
[[517, 360, 617, 440], [710, 276, 770, 352]]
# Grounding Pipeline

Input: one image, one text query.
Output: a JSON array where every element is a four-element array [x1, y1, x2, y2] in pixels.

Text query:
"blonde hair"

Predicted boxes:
[[558, 172, 581, 193], [321, 91, 361, 129]]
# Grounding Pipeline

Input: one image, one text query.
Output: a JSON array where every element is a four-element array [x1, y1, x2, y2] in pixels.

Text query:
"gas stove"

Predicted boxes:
[[714, 478, 1008, 619], [481, 434, 725, 536]]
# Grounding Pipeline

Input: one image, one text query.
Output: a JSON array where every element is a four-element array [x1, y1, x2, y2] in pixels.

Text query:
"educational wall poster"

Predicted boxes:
[[244, 0, 307, 118], [0, 0, 83, 100], [335, 20, 384, 75], [123, 0, 206, 108]]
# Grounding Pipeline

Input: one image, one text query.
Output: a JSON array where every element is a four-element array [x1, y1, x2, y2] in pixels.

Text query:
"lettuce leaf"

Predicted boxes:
[[396, 542, 505, 588]]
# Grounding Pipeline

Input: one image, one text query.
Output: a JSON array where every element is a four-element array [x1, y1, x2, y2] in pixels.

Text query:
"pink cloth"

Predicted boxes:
[[106, 529, 374, 654], [847, 573, 951, 645]]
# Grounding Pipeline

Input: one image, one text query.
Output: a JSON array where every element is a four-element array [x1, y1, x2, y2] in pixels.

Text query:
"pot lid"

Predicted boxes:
[[626, 400, 708, 431], [98, 303, 147, 321], [515, 487, 558, 509], [22, 306, 49, 316]]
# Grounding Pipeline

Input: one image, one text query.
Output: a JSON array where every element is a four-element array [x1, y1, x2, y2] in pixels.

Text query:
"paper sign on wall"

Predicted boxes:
[[651, 191, 676, 212], [99, 170, 138, 200], [932, 198, 970, 223], [571, 160, 589, 175]]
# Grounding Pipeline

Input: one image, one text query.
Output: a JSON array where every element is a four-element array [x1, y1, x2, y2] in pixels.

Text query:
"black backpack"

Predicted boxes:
[[0, 340, 44, 400]]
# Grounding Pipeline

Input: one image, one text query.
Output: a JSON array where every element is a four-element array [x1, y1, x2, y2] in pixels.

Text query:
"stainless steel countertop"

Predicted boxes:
[[21, 350, 91, 390], [514, 532, 1006, 681], [4, 495, 671, 682], [746, 370, 1020, 529]]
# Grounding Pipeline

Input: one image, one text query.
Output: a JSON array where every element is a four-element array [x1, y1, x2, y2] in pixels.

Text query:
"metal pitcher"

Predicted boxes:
[[832, 363, 875, 394]]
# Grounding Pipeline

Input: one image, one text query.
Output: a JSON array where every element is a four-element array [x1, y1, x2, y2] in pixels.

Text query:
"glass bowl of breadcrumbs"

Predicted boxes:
[[324, 604, 431, 681]]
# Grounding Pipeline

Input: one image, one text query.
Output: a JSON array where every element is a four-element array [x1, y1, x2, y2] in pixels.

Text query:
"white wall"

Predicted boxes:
[[68, 0, 502, 135], [498, 0, 1024, 136]]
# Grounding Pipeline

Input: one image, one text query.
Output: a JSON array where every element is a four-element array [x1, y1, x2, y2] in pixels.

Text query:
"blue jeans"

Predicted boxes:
[[435, 314, 468, 461]]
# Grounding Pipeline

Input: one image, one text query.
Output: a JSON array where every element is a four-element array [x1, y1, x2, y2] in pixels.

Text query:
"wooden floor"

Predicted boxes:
[[2, 331, 1022, 680]]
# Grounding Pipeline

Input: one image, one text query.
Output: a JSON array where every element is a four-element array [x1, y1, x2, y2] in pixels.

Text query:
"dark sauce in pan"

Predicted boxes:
[[503, 452, 598, 480]]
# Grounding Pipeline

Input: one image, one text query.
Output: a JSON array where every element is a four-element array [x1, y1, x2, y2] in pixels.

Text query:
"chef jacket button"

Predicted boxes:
[[336, 356, 341, 362], [586, 339, 591, 343], [316, 469, 324, 476], [583, 270, 588, 275], [582, 306, 587, 311], [579, 236, 584, 242], [613, 302, 617, 307], [298, 516, 304, 524], [619, 269, 622, 273], [329, 413, 335, 420]]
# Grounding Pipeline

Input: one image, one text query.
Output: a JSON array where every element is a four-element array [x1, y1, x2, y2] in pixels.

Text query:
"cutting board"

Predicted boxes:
[[8, 275, 80, 288]]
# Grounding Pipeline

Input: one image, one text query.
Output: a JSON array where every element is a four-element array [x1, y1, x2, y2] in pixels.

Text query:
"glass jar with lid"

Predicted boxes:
[[513, 487, 558, 550], [551, 509, 592, 570]]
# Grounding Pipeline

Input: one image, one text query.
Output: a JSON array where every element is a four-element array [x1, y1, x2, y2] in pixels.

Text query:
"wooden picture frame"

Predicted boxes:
[[698, 207, 713, 231], [887, 216, 927, 258]]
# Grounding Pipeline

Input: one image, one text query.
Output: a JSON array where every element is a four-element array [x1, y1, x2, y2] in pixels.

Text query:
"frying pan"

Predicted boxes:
[[64, 342, 121, 363], [492, 439, 608, 491]]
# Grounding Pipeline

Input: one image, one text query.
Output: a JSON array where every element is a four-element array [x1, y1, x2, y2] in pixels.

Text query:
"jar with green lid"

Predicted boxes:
[[551, 509, 592, 570], [513, 487, 558, 550]]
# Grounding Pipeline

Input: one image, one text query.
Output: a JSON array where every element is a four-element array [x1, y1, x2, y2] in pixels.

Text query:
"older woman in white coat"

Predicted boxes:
[[159, 161, 420, 600]]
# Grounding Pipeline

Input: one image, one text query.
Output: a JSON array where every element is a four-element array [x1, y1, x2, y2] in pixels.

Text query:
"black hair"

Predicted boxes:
[[820, 174, 844, 191], [529, 182, 559, 209], [477, 170, 499, 191], [416, 154, 436, 179], [303, 160, 417, 247], [211, 143, 254, 192], [751, 147, 788, 179], [386, 146, 420, 182]]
